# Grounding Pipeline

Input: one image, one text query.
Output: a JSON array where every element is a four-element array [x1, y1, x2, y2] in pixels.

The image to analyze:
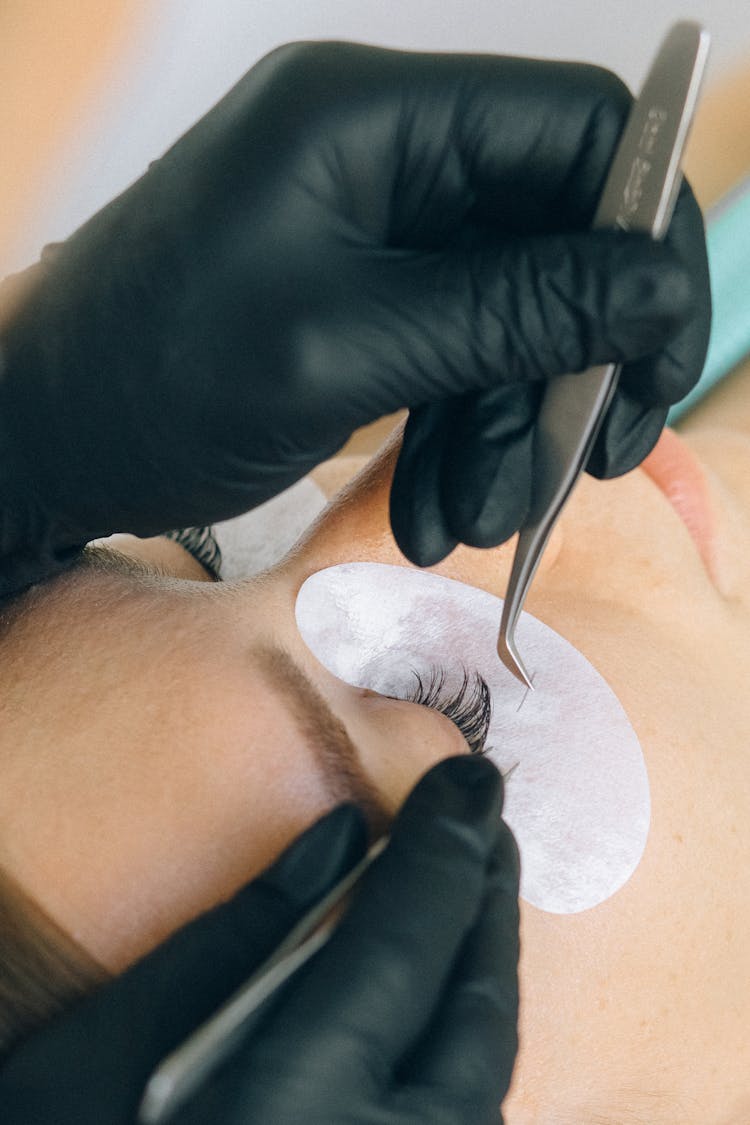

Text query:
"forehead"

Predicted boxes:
[[0, 566, 346, 962], [0, 565, 253, 742]]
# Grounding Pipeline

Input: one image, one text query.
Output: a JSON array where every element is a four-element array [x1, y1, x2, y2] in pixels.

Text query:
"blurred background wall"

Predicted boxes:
[[9, 0, 750, 271]]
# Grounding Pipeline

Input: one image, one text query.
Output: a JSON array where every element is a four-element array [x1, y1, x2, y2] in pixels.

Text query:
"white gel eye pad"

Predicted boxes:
[[295, 562, 650, 915]]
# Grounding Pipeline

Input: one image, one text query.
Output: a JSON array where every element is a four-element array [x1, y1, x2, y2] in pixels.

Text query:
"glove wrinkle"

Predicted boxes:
[[0, 43, 709, 597]]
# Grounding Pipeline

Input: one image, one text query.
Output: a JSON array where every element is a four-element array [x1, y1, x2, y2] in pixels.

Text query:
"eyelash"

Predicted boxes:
[[151, 545, 511, 775], [162, 526, 222, 579], [399, 665, 493, 757]]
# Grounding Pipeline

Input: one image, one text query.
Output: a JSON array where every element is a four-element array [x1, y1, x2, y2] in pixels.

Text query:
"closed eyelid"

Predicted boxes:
[[161, 526, 222, 579], [81, 539, 211, 584]]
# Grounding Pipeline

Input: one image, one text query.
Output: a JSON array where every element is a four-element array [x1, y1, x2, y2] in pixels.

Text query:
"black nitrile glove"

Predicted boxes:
[[0, 756, 519, 1125], [0, 41, 710, 592]]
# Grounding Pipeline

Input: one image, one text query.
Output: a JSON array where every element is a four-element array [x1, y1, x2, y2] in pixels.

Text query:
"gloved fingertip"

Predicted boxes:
[[654, 255, 695, 330], [435, 384, 538, 548], [442, 467, 528, 550], [404, 755, 504, 830], [587, 400, 667, 479], [398, 524, 458, 568], [389, 477, 458, 567], [389, 403, 461, 567], [610, 239, 694, 345], [265, 804, 369, 903], [620, 347, 703, 407]]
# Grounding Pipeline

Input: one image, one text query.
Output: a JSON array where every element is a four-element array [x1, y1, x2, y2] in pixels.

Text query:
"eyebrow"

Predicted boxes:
[[80, 548, 391, 833], [77, 544, 169, 580], [249, 643, 390, 840]]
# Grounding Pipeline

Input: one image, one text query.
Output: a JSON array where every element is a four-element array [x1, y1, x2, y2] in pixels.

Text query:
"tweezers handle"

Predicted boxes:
[[499, 21, 710, 683], [499, 360, 618, 680], [138, 835, 389, 1124], [525, 361, 619, 526]]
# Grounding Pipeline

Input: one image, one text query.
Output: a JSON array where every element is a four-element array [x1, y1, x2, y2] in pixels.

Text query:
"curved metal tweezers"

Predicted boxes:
[[498, 21, 711, 687]]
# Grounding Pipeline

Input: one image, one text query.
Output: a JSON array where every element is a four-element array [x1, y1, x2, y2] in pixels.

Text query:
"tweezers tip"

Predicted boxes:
[[497, 634, 533, 690]]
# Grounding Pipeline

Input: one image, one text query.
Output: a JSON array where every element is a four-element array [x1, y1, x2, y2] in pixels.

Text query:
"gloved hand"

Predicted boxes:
[[0, 755, 519, 1125], [0, 40, 709, 592]]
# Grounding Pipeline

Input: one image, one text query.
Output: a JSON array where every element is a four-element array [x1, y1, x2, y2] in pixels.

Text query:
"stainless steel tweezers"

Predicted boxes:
[[137, 21, 711, 1125], [497, 21, 711, 687], [137, 836, 389, 1124]]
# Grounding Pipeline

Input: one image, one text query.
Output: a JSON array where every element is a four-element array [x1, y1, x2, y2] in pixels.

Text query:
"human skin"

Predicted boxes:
[[301, 406, 750, 1125], [0, 357, 748, 1124], [2, 55, 750, 1125], [306, 384, 750, 1125], [0, 549, 469, 971]]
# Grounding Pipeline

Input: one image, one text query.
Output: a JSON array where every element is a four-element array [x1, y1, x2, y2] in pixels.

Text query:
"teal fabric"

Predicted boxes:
[[669, 175, 750, 422]]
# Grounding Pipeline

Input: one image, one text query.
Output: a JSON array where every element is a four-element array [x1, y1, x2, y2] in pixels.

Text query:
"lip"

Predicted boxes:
[[640, 427, 718, 579]]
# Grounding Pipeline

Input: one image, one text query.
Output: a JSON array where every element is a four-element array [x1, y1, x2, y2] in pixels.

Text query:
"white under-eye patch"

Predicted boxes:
[[295, 562, 650, 915]]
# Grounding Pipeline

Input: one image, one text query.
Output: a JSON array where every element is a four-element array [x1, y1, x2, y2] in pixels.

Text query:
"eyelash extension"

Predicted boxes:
[[162, 526, 222, 580], [400, 665, 493, 757]]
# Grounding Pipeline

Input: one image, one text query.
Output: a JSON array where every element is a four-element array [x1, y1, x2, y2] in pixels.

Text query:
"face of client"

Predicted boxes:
[[1, 392, 750, 1123], [0, 555, 470, 974], [287, 413, 750, 1125]]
